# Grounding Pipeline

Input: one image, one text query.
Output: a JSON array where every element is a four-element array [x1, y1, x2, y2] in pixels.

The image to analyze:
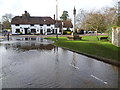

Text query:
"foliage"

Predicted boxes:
[[106, 25, 118, 42], [60, 11, 69, 20], [28, 32, 31, 35], [19, 32, 22, 35], [2, 13, 14, 29], [118, 16, 120, 26], [76, 7, 117, 33]]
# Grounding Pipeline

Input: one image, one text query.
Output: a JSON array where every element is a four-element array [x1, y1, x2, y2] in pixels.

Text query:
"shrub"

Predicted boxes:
[[106, 25, 118, 42], [28, 32, 31, 35], [19, 32, 22, 35]]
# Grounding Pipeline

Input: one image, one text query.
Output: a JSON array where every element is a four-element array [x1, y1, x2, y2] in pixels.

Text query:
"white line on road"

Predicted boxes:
[[91, 75, 108, 85], [70, 64, 79, 69]]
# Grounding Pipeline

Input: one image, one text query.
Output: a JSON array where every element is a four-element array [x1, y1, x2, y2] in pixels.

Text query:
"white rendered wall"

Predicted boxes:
[[112, 27, 120, 47], [11, 24, 55, 35]]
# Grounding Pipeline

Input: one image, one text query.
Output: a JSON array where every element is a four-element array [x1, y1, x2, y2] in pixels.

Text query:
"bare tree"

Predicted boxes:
[[76, 9, 88, 29], [76, 6, 117, 30], [2, 13, 14, 29], [102, 7, 117, 26]]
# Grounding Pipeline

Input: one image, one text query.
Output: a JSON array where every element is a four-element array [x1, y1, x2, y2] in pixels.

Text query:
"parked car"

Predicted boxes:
[[2, 30, 8, 36], [2, 30, 8, 32]]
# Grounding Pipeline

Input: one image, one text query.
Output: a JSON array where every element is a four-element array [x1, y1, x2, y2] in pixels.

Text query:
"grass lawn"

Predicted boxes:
[[45, 35, 120, 61]]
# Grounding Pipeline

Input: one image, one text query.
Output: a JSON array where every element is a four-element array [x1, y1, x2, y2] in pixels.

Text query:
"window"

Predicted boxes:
[[47, 24, 50, 26], [15, 24, 19, 26], [40, 24, 43, 26], [47, 29, 51, 32], [31, 29, 36, 33], [30, 24, 34, 26], [15, 29, 20, 33], [37, 30, 39, 32]]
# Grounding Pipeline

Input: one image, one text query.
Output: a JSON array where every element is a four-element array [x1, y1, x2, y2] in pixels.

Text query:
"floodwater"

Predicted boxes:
[[0, 37, 119, 88]]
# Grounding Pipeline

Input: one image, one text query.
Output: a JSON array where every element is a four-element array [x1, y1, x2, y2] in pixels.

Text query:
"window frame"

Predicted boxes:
[[15, 24, 19, 26], [47, 24, 50, 26], [31, 29, 36, 33], [47, 29, 51, 32], [15, 29, 20, 33], [30, 24, 34, 26], [40, 24, 43, 26]]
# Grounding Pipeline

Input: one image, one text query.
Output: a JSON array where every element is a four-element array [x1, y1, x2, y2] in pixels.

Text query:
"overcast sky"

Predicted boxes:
[[0, 0, 117, 21]]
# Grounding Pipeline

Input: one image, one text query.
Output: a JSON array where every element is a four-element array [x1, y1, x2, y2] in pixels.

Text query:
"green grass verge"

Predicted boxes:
[[45, 36, 120, 61]]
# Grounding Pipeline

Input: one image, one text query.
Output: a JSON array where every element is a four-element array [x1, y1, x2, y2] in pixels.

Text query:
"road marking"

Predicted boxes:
[[91, 75, 108, 85], [70, 64, 79, 69]]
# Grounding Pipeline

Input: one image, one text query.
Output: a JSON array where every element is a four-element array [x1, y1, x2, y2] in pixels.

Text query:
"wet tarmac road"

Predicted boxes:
[[0, 37, 119, 88]]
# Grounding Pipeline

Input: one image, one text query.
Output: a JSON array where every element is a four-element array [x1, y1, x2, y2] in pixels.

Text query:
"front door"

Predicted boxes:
[[24, 28, 28, 34]]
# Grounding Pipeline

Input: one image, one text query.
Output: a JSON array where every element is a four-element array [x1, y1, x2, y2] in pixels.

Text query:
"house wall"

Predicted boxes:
[[11, 24, 56, 35], [63, 28, 72, 31], [112, 27, 120, 47]]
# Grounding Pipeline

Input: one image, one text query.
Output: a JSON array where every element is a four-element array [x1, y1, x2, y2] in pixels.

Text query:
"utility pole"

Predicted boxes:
[[73, 6, 76, 34], [118, 1, 120, 26], [56, 0, 58, 20], [0, 22, 2, 31], [55, 0, 58, 41]]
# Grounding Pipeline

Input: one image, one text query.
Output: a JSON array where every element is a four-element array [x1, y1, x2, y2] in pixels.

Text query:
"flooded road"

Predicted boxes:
[[0, 37, 119, 88]]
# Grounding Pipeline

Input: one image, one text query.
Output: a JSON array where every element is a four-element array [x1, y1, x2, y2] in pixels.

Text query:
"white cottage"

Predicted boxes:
[[11, 11, 73, 35]]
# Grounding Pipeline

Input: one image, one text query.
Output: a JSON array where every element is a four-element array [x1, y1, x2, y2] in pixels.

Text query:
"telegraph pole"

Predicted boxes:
[[73, 6, 76, 33], [118, 1, 120, 26], [56, 0, 58, 20], [56, 0, 58, 41], [0, 22, 2, 31]]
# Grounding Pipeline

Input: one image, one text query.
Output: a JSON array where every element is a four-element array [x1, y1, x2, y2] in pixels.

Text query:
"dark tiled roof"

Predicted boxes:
[[56, 20, 73, 28], [11, 16, 73, 28], [11, 16, 55, 24]]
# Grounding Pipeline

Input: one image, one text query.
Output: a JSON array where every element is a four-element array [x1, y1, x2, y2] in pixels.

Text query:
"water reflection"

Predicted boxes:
[[1, 37, 55, 52], [0, 37, 119, 88], [4, 43, 55, 52], [70, 52, 79, 70], [55, 46, 59, 62], [13, 37, 43, 41], [71, 53, 77, 67]]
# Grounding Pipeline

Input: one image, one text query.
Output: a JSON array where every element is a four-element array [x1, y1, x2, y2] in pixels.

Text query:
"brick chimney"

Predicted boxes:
[[22, 11, 30, 18]]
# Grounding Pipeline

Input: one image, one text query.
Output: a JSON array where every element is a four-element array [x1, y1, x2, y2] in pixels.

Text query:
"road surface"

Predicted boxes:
[[0, 37, 119, 88]]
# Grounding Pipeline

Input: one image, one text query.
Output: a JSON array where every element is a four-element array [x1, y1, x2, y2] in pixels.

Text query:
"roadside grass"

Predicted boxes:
[[45, 36, 120, 61]]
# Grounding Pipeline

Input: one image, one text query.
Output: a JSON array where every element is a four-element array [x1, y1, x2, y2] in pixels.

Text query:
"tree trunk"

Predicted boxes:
[[96, 29, 99, 40]]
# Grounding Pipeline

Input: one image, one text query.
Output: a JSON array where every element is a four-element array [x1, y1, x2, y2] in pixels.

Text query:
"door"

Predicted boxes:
[[24, 28, 28, 34], [40, 29, 43, 35]]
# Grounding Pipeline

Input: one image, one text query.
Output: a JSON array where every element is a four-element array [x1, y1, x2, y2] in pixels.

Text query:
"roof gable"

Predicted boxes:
[[56, 20, 73, 28]]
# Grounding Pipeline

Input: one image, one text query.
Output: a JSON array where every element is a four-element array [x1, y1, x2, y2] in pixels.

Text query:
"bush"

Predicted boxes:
[[28, 32, 31, 35], [107, 25, 118, 42], [19, 32, 22, 35]]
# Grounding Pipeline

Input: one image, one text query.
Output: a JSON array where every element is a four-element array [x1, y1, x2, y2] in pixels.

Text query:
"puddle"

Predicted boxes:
[[0, 37, 119, 88]]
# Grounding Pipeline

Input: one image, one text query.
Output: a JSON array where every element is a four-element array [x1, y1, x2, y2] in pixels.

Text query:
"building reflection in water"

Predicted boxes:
[[4, 38, 55, 52], [54, 46, 59, 70], [54, 46, 61, 87]]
